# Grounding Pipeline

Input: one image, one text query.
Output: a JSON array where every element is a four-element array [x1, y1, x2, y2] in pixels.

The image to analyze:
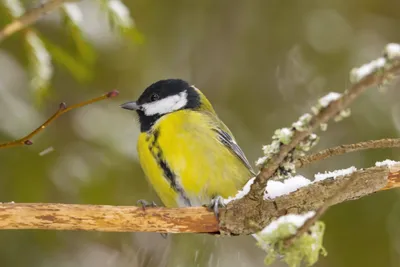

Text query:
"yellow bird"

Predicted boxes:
[[121, 79, 254, 212]]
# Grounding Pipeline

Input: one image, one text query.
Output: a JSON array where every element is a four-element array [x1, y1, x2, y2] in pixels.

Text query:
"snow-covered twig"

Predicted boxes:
[[246, 43, 400, 200], [221, 44, 400, 236]]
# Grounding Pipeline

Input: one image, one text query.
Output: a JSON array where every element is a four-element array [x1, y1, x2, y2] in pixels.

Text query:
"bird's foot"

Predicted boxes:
[[137, 199, 158, 211], [207, 195, 226, 220], [137, 199, 168, 239]]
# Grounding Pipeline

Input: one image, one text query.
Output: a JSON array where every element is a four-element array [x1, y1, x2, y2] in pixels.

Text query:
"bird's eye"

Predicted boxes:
[[150, 93, 159, 102]]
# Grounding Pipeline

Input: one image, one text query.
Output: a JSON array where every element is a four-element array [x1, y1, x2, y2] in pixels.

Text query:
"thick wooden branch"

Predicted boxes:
[[219, 164, 400, 235], [0, 204, 218, 233], [0, 164, 398, 233]]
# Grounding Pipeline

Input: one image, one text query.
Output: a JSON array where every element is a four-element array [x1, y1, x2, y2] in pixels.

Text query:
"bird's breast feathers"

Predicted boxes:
[[137, 110, 253, 207]]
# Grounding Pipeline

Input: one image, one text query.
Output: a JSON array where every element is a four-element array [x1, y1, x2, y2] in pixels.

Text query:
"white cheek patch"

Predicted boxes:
[[142, 91, 188, 116]]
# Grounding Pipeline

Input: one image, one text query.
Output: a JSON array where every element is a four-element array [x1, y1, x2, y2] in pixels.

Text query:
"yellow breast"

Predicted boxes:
[[137, 110, 252, 207]]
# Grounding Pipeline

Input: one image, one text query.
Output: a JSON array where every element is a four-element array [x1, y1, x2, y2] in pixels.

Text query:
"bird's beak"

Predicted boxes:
[[120, 101, 140, 111]]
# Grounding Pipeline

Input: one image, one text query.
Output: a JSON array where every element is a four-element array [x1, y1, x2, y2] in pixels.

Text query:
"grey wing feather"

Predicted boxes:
[[215, 129, 255, 174]]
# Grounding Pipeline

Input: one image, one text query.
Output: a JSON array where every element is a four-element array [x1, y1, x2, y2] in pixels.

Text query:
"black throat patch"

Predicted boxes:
[[147, 129, 191, 206], [138, 110, 160, 132]]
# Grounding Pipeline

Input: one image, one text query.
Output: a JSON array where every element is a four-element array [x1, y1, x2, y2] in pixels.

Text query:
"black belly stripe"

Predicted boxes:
[[148, 129, 191, 206]]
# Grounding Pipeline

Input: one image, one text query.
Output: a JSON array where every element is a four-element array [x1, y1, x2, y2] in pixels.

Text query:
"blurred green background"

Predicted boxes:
[[0, 0, 400, 266]]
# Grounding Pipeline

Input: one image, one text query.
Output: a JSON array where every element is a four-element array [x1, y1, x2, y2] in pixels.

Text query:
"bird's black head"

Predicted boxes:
[[121, 79, 201, 132]]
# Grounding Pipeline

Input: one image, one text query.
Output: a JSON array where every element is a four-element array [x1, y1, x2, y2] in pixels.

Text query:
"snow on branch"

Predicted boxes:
[[247, 43, 400, 201], [0, 22, 399, 264], [220, 43, 400, 240], [214, 43, 400, 266], [219, 163, 400, 237]]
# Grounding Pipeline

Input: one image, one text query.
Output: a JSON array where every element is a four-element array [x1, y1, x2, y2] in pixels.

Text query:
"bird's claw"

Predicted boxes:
[[137, 199, 158, 211], [207, 195, 226, 220]]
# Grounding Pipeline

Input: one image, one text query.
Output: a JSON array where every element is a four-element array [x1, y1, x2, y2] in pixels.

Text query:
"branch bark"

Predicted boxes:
[[283, 172, 356, 246], [0, 0, 71, 42], [0, 204, 218, 233], [0, 164, 398, 233], [219, 163, 400, 235]]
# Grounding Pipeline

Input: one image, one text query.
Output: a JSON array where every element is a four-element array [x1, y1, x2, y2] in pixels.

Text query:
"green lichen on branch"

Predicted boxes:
[[256, 221, 326, 267]]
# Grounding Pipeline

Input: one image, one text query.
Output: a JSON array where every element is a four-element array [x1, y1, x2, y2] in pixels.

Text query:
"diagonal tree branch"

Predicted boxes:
[[0, 90, 119, 149], [296, 138, 400, 168], [216, 46, 400, 236], [247, 60, 400, 200], [0, 0, 72, 42], [0, 164, 398, 233]]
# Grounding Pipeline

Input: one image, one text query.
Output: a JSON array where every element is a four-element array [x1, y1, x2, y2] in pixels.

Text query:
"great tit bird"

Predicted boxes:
[[121, 79, 254, 210]]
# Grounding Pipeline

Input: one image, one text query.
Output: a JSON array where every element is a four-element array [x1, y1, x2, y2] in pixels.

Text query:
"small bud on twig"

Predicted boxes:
[[106, 90, 120, 98], [59, 102, 67, 110], [24, 140, 33, 145]]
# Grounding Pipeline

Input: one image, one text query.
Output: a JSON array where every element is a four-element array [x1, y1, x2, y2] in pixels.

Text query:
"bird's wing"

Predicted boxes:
[[214, 127, 255, 175]]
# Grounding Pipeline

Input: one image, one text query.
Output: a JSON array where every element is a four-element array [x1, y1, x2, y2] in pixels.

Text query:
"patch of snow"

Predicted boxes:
[[314, 166, 357, 182], [224, 177, 256, 204], [384, 43, 400, 60], [265, 175, 312, 199], [375, 159, 400, 167], [259, 211, 316, 235], [318, 92, 341, 107], [350, 57, 386, 83]]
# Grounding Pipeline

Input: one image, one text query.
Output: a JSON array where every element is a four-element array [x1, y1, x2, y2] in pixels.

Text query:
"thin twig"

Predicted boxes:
[[247, 57, 400, 200], [0, 0, 71, 42], [296, 138, 400, 168], [0, 90, 119, 149], [0, 164, 398, 233]]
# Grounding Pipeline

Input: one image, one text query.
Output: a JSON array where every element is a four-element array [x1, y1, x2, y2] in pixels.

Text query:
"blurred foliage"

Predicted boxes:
[[1, 0, 140, 103], [0, 0, 400, 267]]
